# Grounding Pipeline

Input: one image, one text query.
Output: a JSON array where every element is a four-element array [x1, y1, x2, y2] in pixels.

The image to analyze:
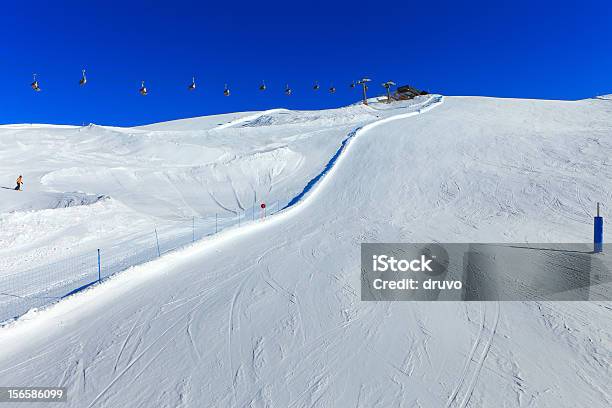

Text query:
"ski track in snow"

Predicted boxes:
[[86, 285, 220, 408], [445, 302, 501, 408], [112, 309, 142, 374]]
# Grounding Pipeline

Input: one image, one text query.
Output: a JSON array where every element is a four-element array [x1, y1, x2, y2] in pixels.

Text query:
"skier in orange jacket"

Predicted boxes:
[[15, 175, 23, 191]]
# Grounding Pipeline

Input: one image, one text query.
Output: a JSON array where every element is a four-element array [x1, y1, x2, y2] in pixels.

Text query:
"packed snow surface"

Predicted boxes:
[[0, 95, 611, 407], [0, 105, 395, 275]]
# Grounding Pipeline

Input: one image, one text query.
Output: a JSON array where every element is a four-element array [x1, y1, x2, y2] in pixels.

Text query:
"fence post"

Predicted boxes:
[[97, 249, 101, 282], [238, 211, 240, 227], [192, 216, 195, 243], [155, 229, 161, 257]]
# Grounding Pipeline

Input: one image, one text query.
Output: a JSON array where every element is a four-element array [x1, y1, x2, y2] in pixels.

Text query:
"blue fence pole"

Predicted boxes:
[[97, 249, 101, 282], [155, 229, 161, 257], [594, 202, 603, 253]]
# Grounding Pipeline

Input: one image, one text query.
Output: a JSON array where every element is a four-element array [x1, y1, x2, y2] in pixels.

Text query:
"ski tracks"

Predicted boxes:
[[112, 308, 144, 374], [87, 297, 211, 407], [227, 242, 289, 405], [446, 302, 501, 408], [86, 270, 248, 407], [186, 312, 202, 361]]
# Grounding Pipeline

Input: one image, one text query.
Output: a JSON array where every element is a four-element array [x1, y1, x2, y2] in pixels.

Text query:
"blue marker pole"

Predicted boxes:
[[594, 202, 603, 253]]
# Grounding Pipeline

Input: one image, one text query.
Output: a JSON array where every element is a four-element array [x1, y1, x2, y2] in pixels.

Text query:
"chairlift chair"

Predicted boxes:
[[350, 81, 356, 89], [188, 76, 196, 91], [31, 73, 41, 92], [259, 80, 266, 91], [313, 81, 320, 91], [139, 80, 148, 96], [224, 83, 230, 96], [285, 84, 292, 96], [329, 84, 336, 94], [79, 69, 87, 86]]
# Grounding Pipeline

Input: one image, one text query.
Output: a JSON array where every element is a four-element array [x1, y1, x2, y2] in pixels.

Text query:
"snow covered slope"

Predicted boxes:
[[0, 102, 422, 275], [0, 95, 611, 407]]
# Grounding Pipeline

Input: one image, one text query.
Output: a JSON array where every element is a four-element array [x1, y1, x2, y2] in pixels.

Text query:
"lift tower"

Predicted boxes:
[[357, 78, 371, 105]]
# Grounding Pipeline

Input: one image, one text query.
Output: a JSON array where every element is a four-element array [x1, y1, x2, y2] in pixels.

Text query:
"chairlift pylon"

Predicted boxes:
[[139, 80, 148, 96], [224, 83, 230, 96], [382, 81, 396, 102], [357, 78, 371, 105], [79, 69, 87, 86], [259, 80, 266, 91], [188, 76, 196, 91], [31, 73, 41, 92], [285, 84, 292, 96]]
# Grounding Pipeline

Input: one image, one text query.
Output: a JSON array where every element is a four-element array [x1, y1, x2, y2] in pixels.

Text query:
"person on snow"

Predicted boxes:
[[15, 175, 23, 191]]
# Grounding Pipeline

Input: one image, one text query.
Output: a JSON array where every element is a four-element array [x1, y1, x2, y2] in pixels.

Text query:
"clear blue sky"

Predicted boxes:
[[1, 0, 610, 126]]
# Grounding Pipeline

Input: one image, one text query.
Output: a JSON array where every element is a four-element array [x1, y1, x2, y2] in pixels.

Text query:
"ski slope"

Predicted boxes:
[[0, 103, 411, 275], [1, 95, 611, 407]]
